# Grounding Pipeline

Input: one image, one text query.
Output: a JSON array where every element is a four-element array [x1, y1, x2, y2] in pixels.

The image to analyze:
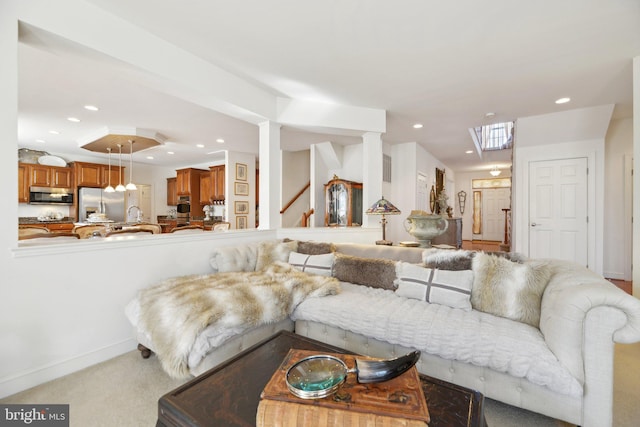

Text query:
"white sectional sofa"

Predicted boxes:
[[126, 239, 640, 427]]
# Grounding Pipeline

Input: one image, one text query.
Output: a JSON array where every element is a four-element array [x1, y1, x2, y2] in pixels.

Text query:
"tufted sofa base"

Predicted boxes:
[[294, 319, 582, 426]]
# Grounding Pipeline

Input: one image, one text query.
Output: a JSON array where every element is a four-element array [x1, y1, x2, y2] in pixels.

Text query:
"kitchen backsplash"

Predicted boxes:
[[18, 203, 72, 220]]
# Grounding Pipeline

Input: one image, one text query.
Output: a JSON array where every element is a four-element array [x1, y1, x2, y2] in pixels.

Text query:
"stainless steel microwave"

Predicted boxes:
[[29, 186, 74, 205]]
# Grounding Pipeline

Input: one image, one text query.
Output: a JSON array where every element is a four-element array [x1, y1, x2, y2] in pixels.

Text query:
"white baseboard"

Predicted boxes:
[[0, 338, 137, 399], [603, 270, 626, 280]]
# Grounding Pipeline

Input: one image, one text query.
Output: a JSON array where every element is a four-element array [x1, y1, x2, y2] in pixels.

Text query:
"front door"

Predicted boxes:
[[528, 158, 588, 265], [482, 188, 510, 242]]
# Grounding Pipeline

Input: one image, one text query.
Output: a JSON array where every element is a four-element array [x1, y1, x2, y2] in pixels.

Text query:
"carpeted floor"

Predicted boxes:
[[2, 342, 639, 426]]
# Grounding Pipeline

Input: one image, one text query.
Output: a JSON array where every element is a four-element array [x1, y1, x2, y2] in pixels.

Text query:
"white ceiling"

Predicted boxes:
[[16, 0, 640, 172]]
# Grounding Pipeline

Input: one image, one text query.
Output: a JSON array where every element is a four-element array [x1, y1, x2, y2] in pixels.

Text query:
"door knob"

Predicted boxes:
[[531, 223, 538, 227]]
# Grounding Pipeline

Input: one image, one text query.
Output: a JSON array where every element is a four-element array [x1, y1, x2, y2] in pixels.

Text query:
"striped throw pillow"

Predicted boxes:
[[288, 252, 334, 277], [394, 262, 473, 310]]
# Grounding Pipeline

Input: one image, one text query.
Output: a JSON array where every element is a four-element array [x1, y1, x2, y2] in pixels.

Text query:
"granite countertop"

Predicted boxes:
[[19, 217, 75, 225]]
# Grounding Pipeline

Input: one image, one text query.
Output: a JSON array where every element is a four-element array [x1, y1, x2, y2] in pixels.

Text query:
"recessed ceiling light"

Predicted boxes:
[[465, 150, 473, 154], [49, 130, 59, 135], [84, 105, 99, 111], [485, 112, 496, 118], [413, 123, 423, 129], [146, 156, 154, 160], [555, 97, 571, 104], [196, 144, 205, 148], [67, 117, 80, 122], [167, 151, 174, 155], [216, 138, 225, 143], [36, 139, 45, 143]]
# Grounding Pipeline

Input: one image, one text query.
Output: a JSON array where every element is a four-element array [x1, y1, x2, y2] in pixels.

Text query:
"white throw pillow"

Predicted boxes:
[[289, 252, 334, 277], [255, 240, 299, 271], [394, 262, 473, 310], [209, 242, 260, 273]]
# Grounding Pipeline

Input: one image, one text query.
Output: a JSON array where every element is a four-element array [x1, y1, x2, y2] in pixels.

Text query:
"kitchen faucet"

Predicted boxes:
[[127, 205, 143, 223]]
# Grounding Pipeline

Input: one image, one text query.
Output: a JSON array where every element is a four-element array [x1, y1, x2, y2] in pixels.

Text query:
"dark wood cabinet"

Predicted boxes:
[[30, 164, 51, 187], [176, 168, 205, 196], [18, 163, 74, 202], [431, 217, 463, 248], [324, 178, 363, 227], [166, 177, 177, 206], [210, 165, 225, 201], [72, 161, 122, 188], [18, 163, 28, 202], [199, 173, 211, 205], [51, 166, 72, 188]]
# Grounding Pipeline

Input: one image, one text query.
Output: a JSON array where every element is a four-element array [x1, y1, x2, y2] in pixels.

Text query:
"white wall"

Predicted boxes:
[[388, 142, 453, 244], [603, 118, 633, 280]]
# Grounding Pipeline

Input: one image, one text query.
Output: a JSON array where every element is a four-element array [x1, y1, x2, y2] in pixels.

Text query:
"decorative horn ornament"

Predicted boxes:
[[286, 351, 421, 399]]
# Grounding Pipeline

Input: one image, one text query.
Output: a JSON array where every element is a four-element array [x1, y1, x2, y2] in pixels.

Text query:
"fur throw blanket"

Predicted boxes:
[[136, 262, 340, 378]]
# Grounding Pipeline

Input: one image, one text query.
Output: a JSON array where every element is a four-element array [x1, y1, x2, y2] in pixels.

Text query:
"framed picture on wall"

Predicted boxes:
[[236, 163, 247, 181], [236, 216, 247, 229], [234, 201, 249, 214], [234, 181, 249, 196]]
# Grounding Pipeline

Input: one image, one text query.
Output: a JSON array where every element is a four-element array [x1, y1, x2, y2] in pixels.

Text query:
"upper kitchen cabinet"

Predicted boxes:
[[210, 165, 225, 202], [18, 164, 28, 203], [166, 177, 177, 206], [72, 161, 122, 188], [17, 163, 73, 202], [199, 172, 211, 205], [176, 168, 205, 197], [28, 164, 72, 188]]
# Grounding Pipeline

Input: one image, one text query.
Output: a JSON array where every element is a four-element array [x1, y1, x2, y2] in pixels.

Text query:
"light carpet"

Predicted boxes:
[[2, 342, 639, 426]]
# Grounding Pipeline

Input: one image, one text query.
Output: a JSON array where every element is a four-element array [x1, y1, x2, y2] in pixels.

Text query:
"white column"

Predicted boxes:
[[258, 121, 282, 229], [362, 132, 383, 228]]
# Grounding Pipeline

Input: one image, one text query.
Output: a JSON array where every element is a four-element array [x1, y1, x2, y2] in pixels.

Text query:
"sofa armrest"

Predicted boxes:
[[539, 259, 640, 385]]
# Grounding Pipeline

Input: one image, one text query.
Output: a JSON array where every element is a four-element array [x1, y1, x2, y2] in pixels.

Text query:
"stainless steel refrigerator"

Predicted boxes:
[[78, 187, 126, 223]]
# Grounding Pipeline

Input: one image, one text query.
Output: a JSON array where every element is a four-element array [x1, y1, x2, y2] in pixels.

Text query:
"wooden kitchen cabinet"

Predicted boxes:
[[51, 166, 72, 188], [209, 165, 225, 201], [176, 168, 205, 196], [30, 164, 51, 186], [18, 163, 74, 202], [72, 161, 123, 188], [166, 177, 177, 206], [18, 163, 28, 202], [45, 223, 74, 232], [199, 172, 211, 205]]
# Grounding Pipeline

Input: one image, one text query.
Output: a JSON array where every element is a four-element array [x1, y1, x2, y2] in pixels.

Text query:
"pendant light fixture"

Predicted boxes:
[[490, 165, 501, 177], [115, 144, 126, 192], [104, 147, 115, 193], [125, 139, 137, 190]]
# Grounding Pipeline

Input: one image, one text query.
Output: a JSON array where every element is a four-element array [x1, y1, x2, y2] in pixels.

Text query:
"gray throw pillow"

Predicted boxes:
[[332, 253, 397, 290], [297, 241, 336, 255]]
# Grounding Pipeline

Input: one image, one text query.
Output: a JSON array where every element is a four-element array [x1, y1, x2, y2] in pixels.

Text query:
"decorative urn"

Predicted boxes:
[[404, 210, 449, 248]]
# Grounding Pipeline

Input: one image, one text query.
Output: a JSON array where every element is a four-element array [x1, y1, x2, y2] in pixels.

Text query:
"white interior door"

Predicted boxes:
[[529, 158, 588, 265], [482, 188, 510, 241]]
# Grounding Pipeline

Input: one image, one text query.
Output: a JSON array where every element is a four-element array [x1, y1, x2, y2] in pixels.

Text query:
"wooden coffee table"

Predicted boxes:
[[157, 330, 486, 427]]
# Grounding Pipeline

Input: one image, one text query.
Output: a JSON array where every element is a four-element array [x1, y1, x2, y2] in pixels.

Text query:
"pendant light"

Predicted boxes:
[[490, 165, 501, 177], [125, 139, 137, 190], [115, 144, 126, 192], [104, 147, 115, 193]]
